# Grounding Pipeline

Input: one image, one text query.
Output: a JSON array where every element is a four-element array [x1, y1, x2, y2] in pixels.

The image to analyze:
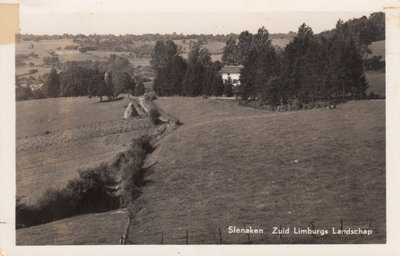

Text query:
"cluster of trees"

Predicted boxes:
[[40, 67, 144, 101], [151, 40, 224, 96], [19, 55, 146, 101], [220, 12, 384, 106], [42, 56, 60, 66], [16, 54, 150, 101], [319, 12, 385, 44], [234, 24, 367, 106]]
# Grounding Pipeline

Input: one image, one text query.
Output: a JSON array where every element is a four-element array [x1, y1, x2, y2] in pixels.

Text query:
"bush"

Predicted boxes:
[[32, 88, 45, 99], [64, 45, 79, 50], [148, 107, 161, 125], [15, 54, 28, 67], [144, 91, 157, 101], [29, 52, 38, 58], [29, 69, 38, 74], [16, 86, 33, 101], [43, 56, 59, 66]]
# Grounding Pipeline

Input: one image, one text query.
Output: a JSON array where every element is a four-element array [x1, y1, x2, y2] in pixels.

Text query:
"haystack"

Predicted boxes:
[[132, 99, 145, 115], [124, 103, 138, 119]]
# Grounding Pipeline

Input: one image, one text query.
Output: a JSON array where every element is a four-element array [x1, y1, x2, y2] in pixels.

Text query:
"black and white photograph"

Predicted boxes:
[[1, 0, 400, 255]]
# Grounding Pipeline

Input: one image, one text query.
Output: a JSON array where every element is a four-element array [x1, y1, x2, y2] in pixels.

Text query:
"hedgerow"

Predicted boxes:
[[16, 135, 152, 228]]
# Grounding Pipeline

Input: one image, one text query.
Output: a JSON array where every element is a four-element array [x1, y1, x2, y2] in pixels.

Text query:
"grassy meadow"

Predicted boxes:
[[16, 96, 154, 204], [16, 96, 385, 244], [125, 98, 385, 244], [17, 209, 129, 245]]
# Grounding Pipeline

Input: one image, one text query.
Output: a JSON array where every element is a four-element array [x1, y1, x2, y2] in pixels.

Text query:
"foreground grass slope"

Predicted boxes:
[[16, 96, 153, 203], [17, 209, 128, 245], [127, 98, 385, 244]]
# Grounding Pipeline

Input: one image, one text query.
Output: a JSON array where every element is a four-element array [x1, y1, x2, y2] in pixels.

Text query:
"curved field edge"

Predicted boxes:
[[126, 98, 385, 244]]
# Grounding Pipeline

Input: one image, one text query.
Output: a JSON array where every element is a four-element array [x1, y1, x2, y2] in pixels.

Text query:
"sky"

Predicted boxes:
[[19, 12, 377, 35], [10, 0, 387, 35]]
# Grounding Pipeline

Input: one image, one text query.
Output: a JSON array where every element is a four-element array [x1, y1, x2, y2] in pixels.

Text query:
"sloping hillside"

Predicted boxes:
[[16, 208, 128, 245], [126, 98, 385, 244]]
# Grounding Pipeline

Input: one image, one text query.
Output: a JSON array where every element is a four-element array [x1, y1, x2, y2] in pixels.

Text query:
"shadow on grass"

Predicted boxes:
[[136, 162, 158, 187]]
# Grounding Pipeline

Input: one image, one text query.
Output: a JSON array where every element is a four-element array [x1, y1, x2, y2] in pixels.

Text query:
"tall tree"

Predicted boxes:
[[283, 23, 319, 104], [182, 43, 211, 96], [134, 75, 145, 96], [222, 37, 240, 65], [42, 68, 60, 98], [223, 75, 234, 97], [151, 40, 187, 96], [237, 31, 254, 64], [239, 27, 277, 100]]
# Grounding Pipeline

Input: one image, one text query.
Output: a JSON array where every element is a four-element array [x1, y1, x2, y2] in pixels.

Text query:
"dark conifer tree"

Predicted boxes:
[[43, 68, 60, 98]]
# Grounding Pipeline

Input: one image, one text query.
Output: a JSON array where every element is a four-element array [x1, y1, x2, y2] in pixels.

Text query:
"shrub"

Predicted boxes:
[[43, 56, 60, 66], [148, 107, 161, 125], [16, 86, 33, 101], [64, 45, 79, 50], [144, 91, 157, 101], [15, 54, 28, 67], [29, 52, 38, 58], [32, 88, 45, 99], [29, 69, 38, 74]]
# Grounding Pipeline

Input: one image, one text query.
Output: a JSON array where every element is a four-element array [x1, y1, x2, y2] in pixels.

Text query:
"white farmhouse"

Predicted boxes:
[[220, 65, 243, 87]]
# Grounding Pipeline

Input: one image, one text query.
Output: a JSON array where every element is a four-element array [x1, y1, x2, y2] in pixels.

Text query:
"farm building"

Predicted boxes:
[[220, 65, 243, 87]]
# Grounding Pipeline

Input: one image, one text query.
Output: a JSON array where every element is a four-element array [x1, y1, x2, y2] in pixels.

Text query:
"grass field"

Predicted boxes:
[[368, 40, 385, 60], [366, 70, 385, 97], [17, 208, 128, 245], [125, 97, 385, 244], [16, 96, 154, 203], [15, 97, 385, 244]]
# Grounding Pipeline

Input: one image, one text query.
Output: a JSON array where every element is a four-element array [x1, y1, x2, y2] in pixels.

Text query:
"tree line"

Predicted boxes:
[[16, 55, 145, 101], [220, 14, 384, 107], [151, 12, 384, 104]]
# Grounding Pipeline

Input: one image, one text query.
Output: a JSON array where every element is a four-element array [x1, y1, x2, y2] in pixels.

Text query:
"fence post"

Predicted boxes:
[[340, 219, 343, 230], [311, 220, 316, 237], [121, 215, 132, 245], [161, 230, 164, 245], [186, 230, 189, 245], [218, 227, 222, 244]]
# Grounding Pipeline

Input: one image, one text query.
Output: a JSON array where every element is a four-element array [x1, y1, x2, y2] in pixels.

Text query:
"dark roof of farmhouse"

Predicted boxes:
[[220, 65, 243, 74]]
